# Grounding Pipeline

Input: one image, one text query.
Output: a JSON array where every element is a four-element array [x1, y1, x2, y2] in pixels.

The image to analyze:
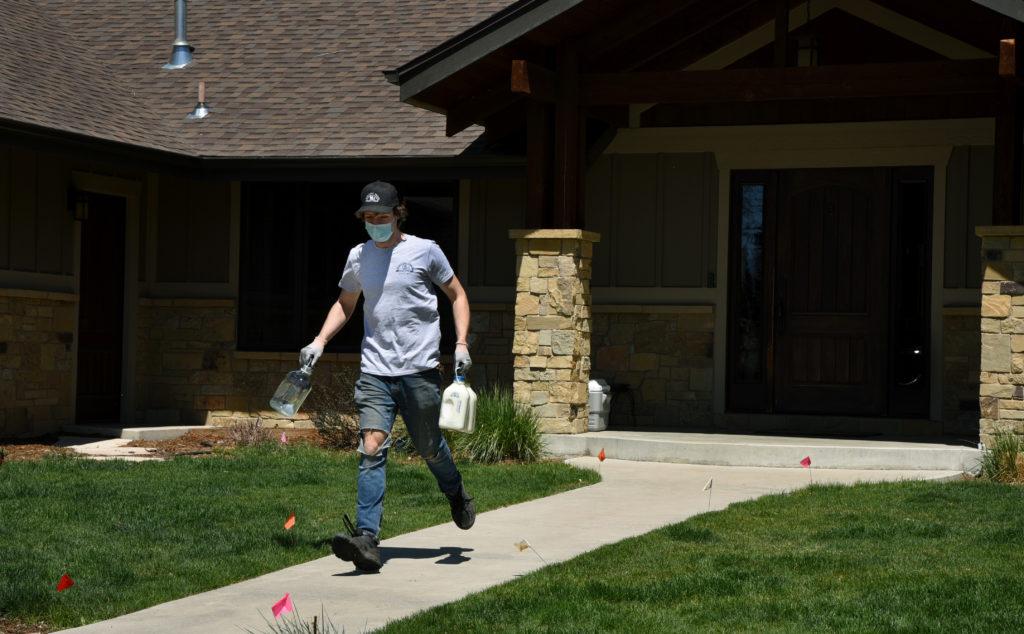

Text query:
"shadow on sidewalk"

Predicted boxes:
[[331, 546, 474, 575]]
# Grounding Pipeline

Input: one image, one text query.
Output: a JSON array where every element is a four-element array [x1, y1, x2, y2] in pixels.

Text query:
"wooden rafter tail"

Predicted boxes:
[[511, 60, 557, 102]]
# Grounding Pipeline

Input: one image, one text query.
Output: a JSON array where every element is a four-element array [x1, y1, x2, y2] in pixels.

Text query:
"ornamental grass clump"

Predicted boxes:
[[450, 384, 544, 463], [227, 419, 271, 447], [980, 432, 1024, 483]]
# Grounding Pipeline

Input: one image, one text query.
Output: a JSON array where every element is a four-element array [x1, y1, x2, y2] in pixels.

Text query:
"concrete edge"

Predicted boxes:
[[543, 434, 984, 472]]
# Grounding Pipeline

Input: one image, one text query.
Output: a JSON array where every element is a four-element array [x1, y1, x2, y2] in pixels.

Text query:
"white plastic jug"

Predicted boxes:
[[439, 377, 477, 433]]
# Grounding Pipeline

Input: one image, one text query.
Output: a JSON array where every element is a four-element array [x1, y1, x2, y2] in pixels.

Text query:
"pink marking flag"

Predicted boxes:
[[284, 513, 296, 531], [800, 456, 812, 468], [56, 573, 75, 592], [271, 593, 294, 619], [280, 431, 288, 444]]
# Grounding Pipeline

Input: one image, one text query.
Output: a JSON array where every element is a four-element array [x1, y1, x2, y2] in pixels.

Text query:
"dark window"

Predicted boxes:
[[238, 181, 459, 354]]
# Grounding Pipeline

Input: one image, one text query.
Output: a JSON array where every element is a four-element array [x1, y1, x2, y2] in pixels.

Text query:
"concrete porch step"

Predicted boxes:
[[543, 430, 983, 472], [62, 425, 205, 441]]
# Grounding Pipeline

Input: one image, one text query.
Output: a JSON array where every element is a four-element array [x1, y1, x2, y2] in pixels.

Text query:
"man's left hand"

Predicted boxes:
[[454, 344, 472, 377]]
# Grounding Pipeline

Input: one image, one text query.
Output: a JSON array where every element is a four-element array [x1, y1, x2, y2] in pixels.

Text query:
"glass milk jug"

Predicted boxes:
[[269, 361, 314, 417], [439, 376, 477, 433]]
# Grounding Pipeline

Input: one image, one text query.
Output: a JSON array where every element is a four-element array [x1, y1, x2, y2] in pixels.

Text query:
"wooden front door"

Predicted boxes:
[[774, 169, 889, 415], [75, 193, 126, 423], [727, 167, 930, 418]]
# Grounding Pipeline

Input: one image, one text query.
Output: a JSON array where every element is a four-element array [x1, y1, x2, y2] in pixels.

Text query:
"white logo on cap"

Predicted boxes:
[[365, 192, 381, 203]]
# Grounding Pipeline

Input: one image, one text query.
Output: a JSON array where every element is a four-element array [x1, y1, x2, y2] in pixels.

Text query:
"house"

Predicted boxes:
[[2, 0, 1022, 446]]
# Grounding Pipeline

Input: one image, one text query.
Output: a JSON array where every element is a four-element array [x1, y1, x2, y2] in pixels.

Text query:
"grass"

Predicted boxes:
[[449, 384, 543, 463], [0, 444, 598, 629], [382, 480, 1024, 633]]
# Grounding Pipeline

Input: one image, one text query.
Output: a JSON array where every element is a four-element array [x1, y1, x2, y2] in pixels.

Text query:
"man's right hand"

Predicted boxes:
[[300, 336, 326, 367]]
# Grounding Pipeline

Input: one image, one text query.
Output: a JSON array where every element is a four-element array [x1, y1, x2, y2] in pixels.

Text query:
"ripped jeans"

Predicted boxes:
[[353, 369, 463, 537]]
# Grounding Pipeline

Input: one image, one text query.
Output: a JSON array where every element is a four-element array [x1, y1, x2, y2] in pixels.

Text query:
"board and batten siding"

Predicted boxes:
[[944, 145, 994, 290], [467, 154, 718, 290], [468, 178, 527, 287], [0, 145, 75, 277], [586, 153, 718, 288], [156, 174, 232, 284]]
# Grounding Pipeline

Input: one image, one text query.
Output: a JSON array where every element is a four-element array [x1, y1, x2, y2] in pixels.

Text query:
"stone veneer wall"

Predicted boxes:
[[0, 289, 76, 436], [943, 308, 981, 436], [136, 298, 364, 427], [510, 229, 598, 433], [136, 298, 504, 427], [591, 306, 714, 427], [466, 304, 515, 388], [976, 226, 1024, 445]]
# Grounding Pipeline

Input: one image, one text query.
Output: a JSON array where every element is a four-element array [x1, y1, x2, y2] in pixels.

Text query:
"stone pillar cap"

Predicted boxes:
[[976, 226, 1024, 237], [509, 229, 601, 242]]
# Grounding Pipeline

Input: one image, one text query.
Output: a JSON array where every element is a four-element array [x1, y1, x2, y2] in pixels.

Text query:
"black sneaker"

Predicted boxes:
[[445, 485, 476, 530], [332, 514, 381, 572]]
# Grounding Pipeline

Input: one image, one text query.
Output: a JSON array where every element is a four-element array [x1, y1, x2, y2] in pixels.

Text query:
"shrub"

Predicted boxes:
[[980, 432, 1024, 483], [227, 419, 271, 447], [306, 366, 361, 450], [449, 384, 544, 463]]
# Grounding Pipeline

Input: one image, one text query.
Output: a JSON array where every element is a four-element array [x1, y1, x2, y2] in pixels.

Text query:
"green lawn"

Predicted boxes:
[[0, 445, 598, 630], [383, 480, 1024, 633]]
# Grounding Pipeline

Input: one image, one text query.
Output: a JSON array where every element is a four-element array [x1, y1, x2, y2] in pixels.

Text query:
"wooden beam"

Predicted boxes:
[[553, 45, 582, 229], [445, 89, 520, 137], [526, 101, 551, 228], [774, 0, 789, 67], [511, 60, 557, 102], [579, 60, 1000, 105], [994, 36, 1024, 225]]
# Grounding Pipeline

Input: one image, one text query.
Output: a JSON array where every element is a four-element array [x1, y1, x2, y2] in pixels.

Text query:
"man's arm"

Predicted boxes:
[[439, 274, 470, 346], [316, 289, 361, 344], [300, 290, 360, 367]]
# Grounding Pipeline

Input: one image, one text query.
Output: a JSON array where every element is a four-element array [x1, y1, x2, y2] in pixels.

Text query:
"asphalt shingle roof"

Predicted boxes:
[[1, 1, 516, 158]]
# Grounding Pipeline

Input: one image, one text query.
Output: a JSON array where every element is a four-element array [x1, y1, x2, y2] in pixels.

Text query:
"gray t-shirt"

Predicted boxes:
[[338, 234, 454, 376]]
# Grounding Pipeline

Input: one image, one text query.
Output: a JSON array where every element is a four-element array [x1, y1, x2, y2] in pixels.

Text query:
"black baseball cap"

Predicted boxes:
[[357, 181, 399, 214]]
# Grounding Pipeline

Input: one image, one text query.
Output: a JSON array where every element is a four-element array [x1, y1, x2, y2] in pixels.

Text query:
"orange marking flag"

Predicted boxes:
[[56, 574, 74, 592], [284, 513, 296, 530], [272, 593, 294, 619], [598, 448, 606, 462], [800, 456, 812, 468]]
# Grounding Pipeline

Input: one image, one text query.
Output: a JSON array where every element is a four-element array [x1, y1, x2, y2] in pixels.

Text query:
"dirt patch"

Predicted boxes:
[[126, 428, 329, 457], [0, 437, 73, 463], [0, 616, 52, 633]]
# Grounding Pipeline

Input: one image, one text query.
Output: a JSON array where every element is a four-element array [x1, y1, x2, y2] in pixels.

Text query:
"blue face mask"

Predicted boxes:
[[365, 221, 394, 243]]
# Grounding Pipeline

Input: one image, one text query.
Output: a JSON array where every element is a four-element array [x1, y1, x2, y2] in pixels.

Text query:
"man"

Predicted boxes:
[[299, 181, 475, 573]]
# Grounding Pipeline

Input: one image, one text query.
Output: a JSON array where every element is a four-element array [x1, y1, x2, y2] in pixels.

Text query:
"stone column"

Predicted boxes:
[[977, 226, 1024, 446], [509, 229, 600, 433]]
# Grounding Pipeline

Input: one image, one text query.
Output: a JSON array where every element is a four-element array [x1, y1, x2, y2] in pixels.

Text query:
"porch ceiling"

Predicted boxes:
[[388, 0, 1017, 136]]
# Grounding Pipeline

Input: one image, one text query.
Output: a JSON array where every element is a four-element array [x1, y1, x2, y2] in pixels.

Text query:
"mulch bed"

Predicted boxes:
[[0, 616, 51, 633], [0, 436, 72, 463], [126, 428, 332, 457]]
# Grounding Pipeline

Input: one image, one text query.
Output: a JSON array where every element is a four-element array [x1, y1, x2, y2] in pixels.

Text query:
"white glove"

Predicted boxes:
[[454, 343, 472, 377], [299, 336, 325, 368]]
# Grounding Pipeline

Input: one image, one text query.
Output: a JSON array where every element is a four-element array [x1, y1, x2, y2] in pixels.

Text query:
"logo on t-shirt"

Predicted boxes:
[[395, 263, 414, 273]]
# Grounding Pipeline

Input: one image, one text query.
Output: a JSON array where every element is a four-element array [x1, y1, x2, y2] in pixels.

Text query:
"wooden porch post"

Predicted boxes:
[[553, 45, 584, 228], [994, 36, 1023, 225], [526, 101, 551, 228]]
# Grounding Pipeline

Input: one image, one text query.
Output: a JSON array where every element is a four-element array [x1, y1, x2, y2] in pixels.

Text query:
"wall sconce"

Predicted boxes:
[[69, 189, 89, 221]]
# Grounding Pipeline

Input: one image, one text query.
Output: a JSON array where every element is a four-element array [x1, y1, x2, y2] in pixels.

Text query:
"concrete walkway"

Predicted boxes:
[[61, 458, 959, 634], [58, 437, 162, 462]]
